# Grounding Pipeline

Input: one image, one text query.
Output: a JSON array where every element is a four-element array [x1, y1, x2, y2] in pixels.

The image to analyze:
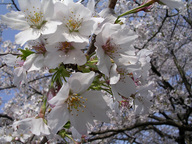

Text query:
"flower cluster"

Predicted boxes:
[[0, 0, 184, 142]]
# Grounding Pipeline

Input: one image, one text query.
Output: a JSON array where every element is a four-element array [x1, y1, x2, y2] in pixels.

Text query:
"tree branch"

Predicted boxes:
[[0, 113, 14, 121], [151, 61, 174, 90], [90, 120, 192, 137], [142, 10, 168, 49], [171, 50, 192, 97], [11, 0, 20, 11], [108, 0, 117, 9]]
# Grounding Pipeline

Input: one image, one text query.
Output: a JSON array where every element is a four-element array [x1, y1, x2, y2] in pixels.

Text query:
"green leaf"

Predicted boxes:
[[18, 48, 35, 60], [64, 121, 71, 129], [51, 65, 70, 83], [60, 66, 70, 77]]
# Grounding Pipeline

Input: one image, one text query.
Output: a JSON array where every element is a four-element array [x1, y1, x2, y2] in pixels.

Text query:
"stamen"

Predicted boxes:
[[66, 92, 87, 114], [24, 6, 47, 29], [58, 42, 74, 53], [64, 13, 83, 32], [32, 42, 46, 54], [102, 39, 117, 57]]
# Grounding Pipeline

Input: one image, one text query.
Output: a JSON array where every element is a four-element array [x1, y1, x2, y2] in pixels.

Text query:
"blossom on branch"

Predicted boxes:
[[13, 117, 50, 136], [95, 23, 138, 83], [1, 0, 61, 46], [44, 41, 87, 69], [48, 72, 110, 135], [48, 1, 98, 44]]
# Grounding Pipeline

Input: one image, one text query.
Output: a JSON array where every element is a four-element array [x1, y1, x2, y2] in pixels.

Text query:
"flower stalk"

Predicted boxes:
[[115, 0, 155, 23]]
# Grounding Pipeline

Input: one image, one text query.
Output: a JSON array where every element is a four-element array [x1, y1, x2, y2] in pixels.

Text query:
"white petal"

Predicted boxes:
[[1, 54, 17, 67], [1, 11, 29, 30], [109, 64, 120, 84], [54, 2, 68, 20], [71, 42, 87, 50], [68, 2, 92, 19], [87, 0, 95, 13], [62, 0, 74, 5], [71, 127, 82, 140], [48, 104, 69, 134], [42, 0, 54, 18], [62, 32, 89, 43], [83, 91, 110, 122], [15, 29, 40, 46], [13, 118, 32, 129], [47, 26, 68, 44], [45, 43, 59, 52], [31, 118, 50, 136], [78, 19, 96, 36], [41, 21, 62, 35], [99, 23, 121, 41], [160, 0, 184, 9], [63, 49, 86, 66], [28, 54, 45, 72], [115, 54, 138, 66], [69, 109, 93, 135], [44, 51, 63, 69], [13, 68, 27, 86], [18, 0, 40, 11], [69, 72, 95, 94], [49, 82, 70, 106], [14, 67, 24, 78], [113, 28, 138, 50], [111, 85, 124, 101], [23, 53, 37, 70], [112, 76, 136, 99], [96, 47, 112, 77]]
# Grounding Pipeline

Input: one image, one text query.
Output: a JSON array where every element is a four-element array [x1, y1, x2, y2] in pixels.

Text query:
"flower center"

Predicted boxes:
[[64, 12, 83, 32], [102, 39, 117, 57], [66, 92, 87, 115], [58, 42, 74, 53], [24, 7, 47, 29], [120, 97, 132, 109], [32, 43, 46, 54]]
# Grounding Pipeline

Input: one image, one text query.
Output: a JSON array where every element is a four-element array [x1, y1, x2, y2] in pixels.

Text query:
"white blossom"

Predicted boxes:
[[48, 1, 97, 44], [48, 72, 110, 135], [13, 117, 50, 136], [1, 0, 61, 46], [44, 41, 87, 69]]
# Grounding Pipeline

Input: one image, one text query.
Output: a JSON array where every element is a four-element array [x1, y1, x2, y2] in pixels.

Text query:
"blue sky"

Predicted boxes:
[[0, 1, 20, 112], [0, 0, 20, 42]]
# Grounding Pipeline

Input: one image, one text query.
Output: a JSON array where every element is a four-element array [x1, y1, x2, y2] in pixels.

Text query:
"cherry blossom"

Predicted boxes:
[[1, 0, 61, 46], [44, 41, 87, 69], [0, 0, 189, 143], [1, 54, 28, 86], [48, 1, 98, 44], [13, 117, 50, 136], [95, 23, 138, 82], [48, 72, 110, 135]]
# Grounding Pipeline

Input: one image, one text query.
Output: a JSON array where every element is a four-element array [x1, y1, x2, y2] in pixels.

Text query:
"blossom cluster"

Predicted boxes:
[[0, 0, 184, 142]]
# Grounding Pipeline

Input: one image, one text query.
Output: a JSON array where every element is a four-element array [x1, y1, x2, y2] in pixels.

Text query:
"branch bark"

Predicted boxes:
[[0, 113, 14, 121], [11, 0, 20, 11]]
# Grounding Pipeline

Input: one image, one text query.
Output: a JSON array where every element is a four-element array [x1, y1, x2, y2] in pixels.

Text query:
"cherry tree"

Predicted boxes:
[[0, 0, 191, 143]]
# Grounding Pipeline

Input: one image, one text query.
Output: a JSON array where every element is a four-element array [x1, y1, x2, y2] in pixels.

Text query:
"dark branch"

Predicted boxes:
[[0, 113, 14, 121], [151, 61, 174, 90], [142, 10, 168, 49], [11, 0, 20, 11], [108, 0, 117, 9], [171, 50, 192, 97]]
